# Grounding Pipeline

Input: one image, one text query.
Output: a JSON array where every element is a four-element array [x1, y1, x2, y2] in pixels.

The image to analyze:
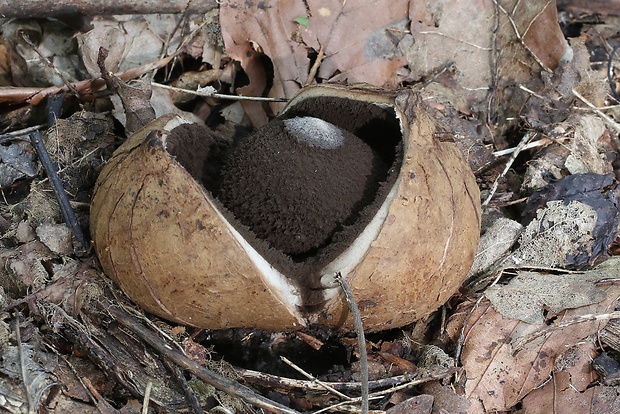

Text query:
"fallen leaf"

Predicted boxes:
[[406, 0, 571, 126], [512, 174, 619, 269], [485, 271, 608, 324], [386, 394, 433, 414], [461, 260, 620, 411], [220, 0, 408, 114], [521, 341, 620, 414]]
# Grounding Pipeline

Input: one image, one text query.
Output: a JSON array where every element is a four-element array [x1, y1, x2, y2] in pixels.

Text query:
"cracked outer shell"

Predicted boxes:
[[308, 86, 481, 330], [90, 85, 481, 332], [90, 115, 301, 330]]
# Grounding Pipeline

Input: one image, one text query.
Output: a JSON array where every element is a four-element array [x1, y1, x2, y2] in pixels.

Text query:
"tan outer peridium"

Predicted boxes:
[[90, 115, 302, 331], [90, 84, 481, 332], [281, 85, 481, 331]]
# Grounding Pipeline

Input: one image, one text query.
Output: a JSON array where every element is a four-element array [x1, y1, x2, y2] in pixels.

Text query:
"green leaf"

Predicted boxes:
[[293, 16, 309, 27]]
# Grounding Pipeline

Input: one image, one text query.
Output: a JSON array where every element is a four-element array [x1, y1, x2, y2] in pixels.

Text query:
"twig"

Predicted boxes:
[[19, 32, 79, 97], [150, 81, 288, 102], [82, 377, 122, 414], [305, 45, 325, 86], [492, 139, 548, 156], [163, 358, 205, 414], [0, 0, 218, 18], [512, 310, 620, 355], [519, 84, 548, 101], [108, 307, 301, 414], [482, 131, 535, 206], [572, 88, 620, 135], [237, 368, 417, 392], [0, 124, 46, 144], [15, 315, 35, 414], [491, 0, 553, 73], [419, 31, 491, 51], [312, 368, 455, 414], [142, 382, 152, 414], [335, 273, 368, 414], [29, 131, 88, 252], [280, 356, 352, 401]]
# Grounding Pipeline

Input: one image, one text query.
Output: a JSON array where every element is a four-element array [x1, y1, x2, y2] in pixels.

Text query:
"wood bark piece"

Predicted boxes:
[[0, 0, 217, 18]]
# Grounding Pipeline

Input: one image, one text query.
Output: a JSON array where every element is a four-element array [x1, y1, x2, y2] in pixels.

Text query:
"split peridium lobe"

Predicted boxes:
[[166, 93, 406, 319]]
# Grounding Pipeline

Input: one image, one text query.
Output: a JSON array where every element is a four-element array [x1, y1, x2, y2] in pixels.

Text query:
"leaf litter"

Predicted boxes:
[[1, 0, 620, 413]]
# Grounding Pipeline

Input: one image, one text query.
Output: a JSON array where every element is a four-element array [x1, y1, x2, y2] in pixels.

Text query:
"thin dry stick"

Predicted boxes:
[[0, 124, 46, 144], [142, 382, 152, 414], [482, 131, 535, 206], [335, 273, 368, 414], [41, 342, 101, 411], [237, 368, 416, 393], [572, 88, 620, 135], [305, 45, 326, 86], [312, 368, 455, 414], [280, 356, 352, 401], [491, 0, 553, 73], [512, 310, 620, 354], [15, 315, 35, 414], [492, 139, 547, 157], [519, 84, 548, 101], [162, 357, 205, 414], [19, 31, 79, 97], [150, 82, 288, 102], [29, 131, 88, 250], [108, 307, 300, 414]]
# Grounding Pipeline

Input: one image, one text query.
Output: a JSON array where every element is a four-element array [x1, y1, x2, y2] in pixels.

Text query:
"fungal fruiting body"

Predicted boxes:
[[90, 84, 481, 332]]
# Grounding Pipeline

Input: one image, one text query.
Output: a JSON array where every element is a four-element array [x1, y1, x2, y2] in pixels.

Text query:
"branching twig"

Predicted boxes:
[[237, 368, 416, 393], [572, 88, 620, 135], [29, 131, 88, 252], [512, 310, 620, 354], [482, 131, 535, 207], [19, 31, 79, 97], [491, 0, 553, 73], [280, 356, 352, 401], [335, 273, 368, 414], [312, 368, 455, 414]]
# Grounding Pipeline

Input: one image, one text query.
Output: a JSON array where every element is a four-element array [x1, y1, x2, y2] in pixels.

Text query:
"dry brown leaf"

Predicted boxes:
[[406, 0, 571, 124], [301, 0, 408, 86], [461, 274, 620, 412], [220, 0, 309, 113], [220, 0, 408, 114], [521, 341, 620, 414], [386, 394, 433, 414]]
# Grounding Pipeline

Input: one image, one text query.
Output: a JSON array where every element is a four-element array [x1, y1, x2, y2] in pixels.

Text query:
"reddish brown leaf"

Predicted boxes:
[[462, 280, 620, 411]]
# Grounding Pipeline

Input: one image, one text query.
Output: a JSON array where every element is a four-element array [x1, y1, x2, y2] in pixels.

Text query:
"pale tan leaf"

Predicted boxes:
[[485, 271, 608, 324]]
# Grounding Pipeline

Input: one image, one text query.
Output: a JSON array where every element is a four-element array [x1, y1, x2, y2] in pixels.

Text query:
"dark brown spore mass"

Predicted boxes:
[[217, 118, 387, 257], [167, 97, 402, 312]]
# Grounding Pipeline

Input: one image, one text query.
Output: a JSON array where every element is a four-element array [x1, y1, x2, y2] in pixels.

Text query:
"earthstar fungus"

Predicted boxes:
[[90, 84, 481, 332]]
